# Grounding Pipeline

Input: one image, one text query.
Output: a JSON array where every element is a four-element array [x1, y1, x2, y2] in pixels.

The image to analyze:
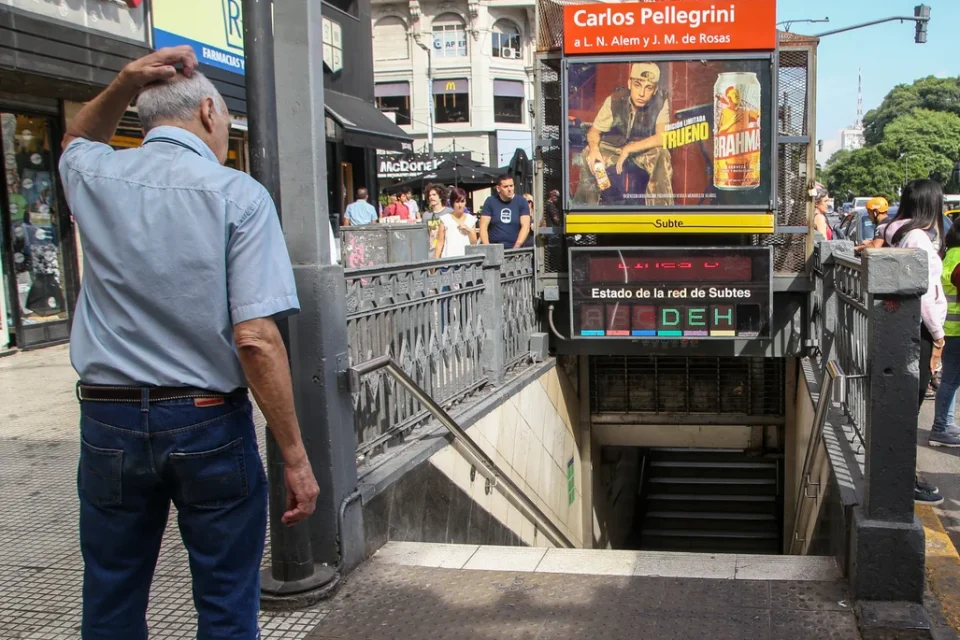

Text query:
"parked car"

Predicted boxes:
[[837, 210, 874, 245]]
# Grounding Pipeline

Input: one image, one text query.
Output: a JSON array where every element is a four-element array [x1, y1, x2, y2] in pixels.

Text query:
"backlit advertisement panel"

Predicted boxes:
[[564, 56, 774, 212]]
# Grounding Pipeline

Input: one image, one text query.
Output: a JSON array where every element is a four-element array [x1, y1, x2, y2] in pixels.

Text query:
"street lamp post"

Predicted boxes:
[[902, 153, 914, 188], [414, 36, 435, 160]]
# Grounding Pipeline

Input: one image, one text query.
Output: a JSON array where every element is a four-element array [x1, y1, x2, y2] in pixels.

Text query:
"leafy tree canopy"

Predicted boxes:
[[862, 76, 960, 145], [824, 76, 960, 201]]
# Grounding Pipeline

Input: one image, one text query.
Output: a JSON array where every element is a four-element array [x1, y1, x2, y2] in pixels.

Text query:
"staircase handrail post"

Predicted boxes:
[[850, 246, 928, 602], [467, 244, 507, 385]]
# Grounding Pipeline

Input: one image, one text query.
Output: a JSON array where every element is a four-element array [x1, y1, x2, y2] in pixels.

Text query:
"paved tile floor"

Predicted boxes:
[[306, 556, 861, 640]]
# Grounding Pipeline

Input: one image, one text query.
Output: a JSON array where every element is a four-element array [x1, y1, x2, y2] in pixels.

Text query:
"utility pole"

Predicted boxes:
[[414, 37, 435, 160], [243, 0, 362, 605]]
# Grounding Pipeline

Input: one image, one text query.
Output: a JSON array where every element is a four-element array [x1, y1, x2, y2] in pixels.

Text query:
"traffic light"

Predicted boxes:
[[952, 161, 960, 186], [915, 5, 930, 44]]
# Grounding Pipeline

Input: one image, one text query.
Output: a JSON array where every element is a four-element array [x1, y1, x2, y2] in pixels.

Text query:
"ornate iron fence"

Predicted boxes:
[[831, 251, 869, 453], [502, 249, 537, 370], [345, 256, 488, 458], [345, 248, 540, 459]]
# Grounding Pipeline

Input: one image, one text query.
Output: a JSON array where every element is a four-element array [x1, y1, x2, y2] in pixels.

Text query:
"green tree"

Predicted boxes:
[[823, 147, 901, 202], [862, 76, 960, 145]]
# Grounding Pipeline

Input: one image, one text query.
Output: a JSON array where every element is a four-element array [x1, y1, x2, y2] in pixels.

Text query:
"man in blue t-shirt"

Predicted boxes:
[[480, 174, 531, 248]]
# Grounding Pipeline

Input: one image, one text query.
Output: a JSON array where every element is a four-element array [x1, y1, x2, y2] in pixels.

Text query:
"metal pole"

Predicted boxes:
[[242, 0, 319, 590], [811, 15, 929, 38], [415, 38, 435, 160]]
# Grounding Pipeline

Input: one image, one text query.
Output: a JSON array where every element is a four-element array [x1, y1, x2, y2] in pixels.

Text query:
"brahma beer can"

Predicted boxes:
[[714, 72, 762, 191]]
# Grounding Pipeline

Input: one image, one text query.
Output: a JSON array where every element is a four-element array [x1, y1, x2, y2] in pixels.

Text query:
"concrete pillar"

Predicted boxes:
[[273, 0, 363, 588], [850, 247, 928, 602]]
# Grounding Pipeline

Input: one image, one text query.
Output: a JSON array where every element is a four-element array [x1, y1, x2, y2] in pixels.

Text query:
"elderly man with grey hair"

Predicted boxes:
[[58, 47, 319, 639]]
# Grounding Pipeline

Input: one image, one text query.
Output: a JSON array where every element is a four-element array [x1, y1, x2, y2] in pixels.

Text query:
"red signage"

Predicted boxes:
[[563, 0, 777, 55]]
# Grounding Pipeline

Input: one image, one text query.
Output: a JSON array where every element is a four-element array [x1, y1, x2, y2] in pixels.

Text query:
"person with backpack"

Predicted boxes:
[[880, 179, 947, 504]]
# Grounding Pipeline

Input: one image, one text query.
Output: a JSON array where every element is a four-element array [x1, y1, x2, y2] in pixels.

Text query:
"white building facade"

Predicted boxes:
[[840, 126, 865, 152], [371, 0, 536, 177]]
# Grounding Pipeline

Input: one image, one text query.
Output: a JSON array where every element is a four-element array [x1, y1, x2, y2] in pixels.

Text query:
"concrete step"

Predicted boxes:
[[371, 541, 843, 581]]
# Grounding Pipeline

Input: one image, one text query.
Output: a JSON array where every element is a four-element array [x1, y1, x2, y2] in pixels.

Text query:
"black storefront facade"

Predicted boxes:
[[321, 2, 412, 234], [0, 0, 406, 351]]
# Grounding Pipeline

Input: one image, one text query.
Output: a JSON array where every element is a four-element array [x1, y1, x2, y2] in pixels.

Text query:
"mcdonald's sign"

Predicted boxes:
[[433, 78, 469, 94]]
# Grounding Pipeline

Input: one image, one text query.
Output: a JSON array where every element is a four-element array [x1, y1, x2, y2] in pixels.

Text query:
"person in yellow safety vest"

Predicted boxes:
[[855, 197, 891, 249], [930, 221, 960, 447]]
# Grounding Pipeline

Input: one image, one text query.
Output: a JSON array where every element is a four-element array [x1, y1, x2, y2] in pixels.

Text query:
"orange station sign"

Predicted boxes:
[[563, 0, 777, 55]]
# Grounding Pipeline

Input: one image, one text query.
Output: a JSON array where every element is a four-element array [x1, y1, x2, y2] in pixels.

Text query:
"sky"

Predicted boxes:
[[774, 0, 959, 165]]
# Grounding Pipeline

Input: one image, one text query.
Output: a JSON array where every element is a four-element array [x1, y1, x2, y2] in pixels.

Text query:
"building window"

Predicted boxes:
[[434, 79, 469, 124], [376, 83, 411, 125], [490, 20, 521, 59], [493, 80, 524, 124], [433, 14, 467, 58], [374, 17, 409, 61]]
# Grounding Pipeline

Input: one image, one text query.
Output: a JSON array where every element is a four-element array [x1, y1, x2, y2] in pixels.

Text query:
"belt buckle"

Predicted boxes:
[[75, 381, 83, 403]]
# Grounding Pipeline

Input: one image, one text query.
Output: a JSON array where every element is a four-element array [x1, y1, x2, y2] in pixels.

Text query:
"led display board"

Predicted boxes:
[[569, 247, 772, 340]]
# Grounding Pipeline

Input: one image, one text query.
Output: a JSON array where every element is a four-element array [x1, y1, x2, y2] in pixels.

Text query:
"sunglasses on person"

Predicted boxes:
[[526, 199, 534, 205]]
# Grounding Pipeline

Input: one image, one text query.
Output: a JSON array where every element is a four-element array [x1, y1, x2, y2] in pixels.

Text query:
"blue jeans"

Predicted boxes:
[[933, 337, 960, 434], [78, 391, 267, 639]]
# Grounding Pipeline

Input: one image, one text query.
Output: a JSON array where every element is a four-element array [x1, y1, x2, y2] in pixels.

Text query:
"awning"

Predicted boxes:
[[324, 90, 413, 152]]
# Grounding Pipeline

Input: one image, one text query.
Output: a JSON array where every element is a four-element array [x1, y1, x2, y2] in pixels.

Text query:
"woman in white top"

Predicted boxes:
[[434, 187, 478, 258]]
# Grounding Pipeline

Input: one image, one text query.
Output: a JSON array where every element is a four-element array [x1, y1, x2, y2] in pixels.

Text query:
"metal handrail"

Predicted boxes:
[[349, 356, 576, 549], [789, 360, 845, 554]]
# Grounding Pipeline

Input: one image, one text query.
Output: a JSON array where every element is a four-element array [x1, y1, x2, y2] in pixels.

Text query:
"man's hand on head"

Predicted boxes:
[[120, 46, 199, 89]]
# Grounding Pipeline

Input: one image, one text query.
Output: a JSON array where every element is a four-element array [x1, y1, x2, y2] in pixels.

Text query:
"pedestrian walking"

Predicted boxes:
[[58, 47, 319, 639], [479, 174, 532, 249], [880, 179, 947, 504], [383, 192, 410, 221], [343, 187, 379, 226], [403, 187, 421, 220], [811, 189, 833, 240], [434, 187, 478, 258], [423, 183, 451, 254], [930, 221, 960, 448]]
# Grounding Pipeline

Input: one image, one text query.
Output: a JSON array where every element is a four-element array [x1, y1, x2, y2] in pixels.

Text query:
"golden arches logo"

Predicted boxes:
[[445, 81, 457, 91]]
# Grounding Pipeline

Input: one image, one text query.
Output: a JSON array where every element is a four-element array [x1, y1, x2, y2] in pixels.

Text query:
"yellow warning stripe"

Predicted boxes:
[[917, 504, 960, 631]]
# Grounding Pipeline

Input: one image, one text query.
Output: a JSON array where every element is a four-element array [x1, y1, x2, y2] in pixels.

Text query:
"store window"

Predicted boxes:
[[376, 83, 412, 126], [433, 79, 469, 124], [1, 113, 69, 327], [432, 14, 467, 58], [494, 80, 525, 124], [490, 20, 522, 59]]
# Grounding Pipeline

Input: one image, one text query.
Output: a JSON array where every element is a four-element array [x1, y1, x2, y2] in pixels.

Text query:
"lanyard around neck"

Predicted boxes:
[[143, 137, 204, 158]]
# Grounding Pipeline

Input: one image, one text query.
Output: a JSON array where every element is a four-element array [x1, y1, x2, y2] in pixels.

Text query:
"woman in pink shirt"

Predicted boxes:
[[880, 179, 947, 504]]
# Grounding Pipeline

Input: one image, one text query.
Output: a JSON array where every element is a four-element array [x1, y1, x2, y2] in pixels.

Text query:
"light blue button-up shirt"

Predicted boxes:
[[344, 199, 379, 226], [59, 126, 300, 392]]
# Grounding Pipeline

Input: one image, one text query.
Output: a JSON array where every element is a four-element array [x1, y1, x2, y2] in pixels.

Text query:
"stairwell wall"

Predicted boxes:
[[428, 362, 585, 547]]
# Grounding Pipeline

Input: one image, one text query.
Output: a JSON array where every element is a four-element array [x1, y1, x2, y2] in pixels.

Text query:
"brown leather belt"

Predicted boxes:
[[77, 383, 247, 403]]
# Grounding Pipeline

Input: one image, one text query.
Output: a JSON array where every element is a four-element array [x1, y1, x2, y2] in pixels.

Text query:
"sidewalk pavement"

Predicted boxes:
[[0, 346, 330, 639], [918, 398, 960, 549]]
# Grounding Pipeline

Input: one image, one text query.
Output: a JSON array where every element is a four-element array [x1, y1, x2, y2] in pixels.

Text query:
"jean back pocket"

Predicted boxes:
[[79, 438, 123, 507], [169, 438, 248, 508]]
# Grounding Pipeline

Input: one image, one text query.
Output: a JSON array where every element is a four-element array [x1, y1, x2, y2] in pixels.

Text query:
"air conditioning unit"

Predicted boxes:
[[500, 46, 518, 59]]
